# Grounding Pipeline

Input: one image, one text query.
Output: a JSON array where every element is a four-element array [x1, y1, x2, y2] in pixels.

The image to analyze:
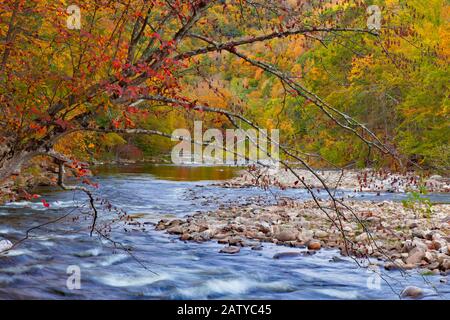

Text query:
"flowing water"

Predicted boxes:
[[0, 164, 449, 300]]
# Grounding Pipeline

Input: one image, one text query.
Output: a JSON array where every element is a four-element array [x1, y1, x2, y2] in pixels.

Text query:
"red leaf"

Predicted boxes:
[[42, 199, 50, 208]]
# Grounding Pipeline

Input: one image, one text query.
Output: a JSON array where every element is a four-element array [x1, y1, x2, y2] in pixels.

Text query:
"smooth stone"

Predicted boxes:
[[307, 240, 321, 251], [274, 230, 298, 242], [219, 246, 240, 254], [251, 244, 263, 251], [314, 230, 328, 239], [272, 252, 301, 259], [406, 248, 425, 265]]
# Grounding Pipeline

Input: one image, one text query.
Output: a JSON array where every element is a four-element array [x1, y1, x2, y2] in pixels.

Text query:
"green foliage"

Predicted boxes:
[[402, 187, 434, 219]]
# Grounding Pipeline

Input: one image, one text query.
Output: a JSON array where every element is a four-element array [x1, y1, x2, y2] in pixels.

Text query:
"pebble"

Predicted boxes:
[[155, 194, 450, 273]]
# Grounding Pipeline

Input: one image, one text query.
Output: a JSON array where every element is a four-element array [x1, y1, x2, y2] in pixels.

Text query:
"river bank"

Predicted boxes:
[[219, 168, 450, 193], [1, 164, 449, 299], [156, 168, 450, 276], [156, 200, 450, 273]]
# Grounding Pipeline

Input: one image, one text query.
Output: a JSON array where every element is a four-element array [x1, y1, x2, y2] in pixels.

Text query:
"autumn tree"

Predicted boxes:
[[1, 0, 440, 242]]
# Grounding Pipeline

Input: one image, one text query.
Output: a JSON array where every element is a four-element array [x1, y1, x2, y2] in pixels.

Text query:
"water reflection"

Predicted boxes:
[[92, 164, 240, 181]]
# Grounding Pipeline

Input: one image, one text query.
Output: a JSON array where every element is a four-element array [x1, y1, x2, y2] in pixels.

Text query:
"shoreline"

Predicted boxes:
[[156, 199, 450, 274], [218, 168, 450, 193], [156, 168, 450, 276]]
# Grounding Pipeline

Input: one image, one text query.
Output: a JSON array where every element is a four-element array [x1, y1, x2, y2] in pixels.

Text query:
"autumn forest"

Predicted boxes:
[[0, 0, 449, 302]]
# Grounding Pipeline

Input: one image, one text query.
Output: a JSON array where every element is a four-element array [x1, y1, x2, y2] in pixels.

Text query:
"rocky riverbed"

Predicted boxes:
[[218, 168, 450, 193], [156, 198, 450, 275]]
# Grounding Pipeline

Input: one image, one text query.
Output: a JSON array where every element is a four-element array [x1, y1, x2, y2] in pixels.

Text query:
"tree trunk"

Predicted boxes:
[[0, 149, 36, 183]]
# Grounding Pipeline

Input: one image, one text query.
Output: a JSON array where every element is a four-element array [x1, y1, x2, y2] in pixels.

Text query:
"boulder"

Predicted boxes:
[[274, 229, 298, 242], [406, 248, 425, 265]]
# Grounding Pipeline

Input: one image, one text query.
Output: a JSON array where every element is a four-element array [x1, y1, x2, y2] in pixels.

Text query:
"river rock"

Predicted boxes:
[[401, 286, 423, 299], [219, 246, 240, 254], [307, 240, 321, 250], [408, 222, 419, 229], [429, 240, 442, 250], [251, 244, 263, 251], [167, 225, 184, 235], [412, 238, 428, 251], [0, 239, 13, 253], [256, 222, 271, 234], [355, 232, 369, 242], [297, 230, 313, 242], [406, 247, 425, 265], [180, 233, 190, 241], [441, 259, 450, 271], [274, 229, 298, 242], [384, 262, 401, 271], [314, 230, 328, 239], [424, 251, 434, 263], [412, 230, 426, 239], [273, 252, 301, 259], [228, 237, 243, 246]]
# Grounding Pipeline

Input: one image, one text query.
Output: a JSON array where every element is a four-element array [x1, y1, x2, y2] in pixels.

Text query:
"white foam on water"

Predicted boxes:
[[293, 268, 362, 285], [177, 278, 293, 298], [98, 254, 128, 267], [75, 248, 102, 258], [0, 248, 30, 257], [98, 272, 169, 287], [3, 200, 76, 211], [0, 264, 44, 275], [313, 288, 360, 299], [0, 226, 16, 234]]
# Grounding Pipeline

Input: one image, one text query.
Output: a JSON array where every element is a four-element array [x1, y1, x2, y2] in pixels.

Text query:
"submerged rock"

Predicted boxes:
[[272, 252, 301, 259], [219, 246, 240, 254]]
